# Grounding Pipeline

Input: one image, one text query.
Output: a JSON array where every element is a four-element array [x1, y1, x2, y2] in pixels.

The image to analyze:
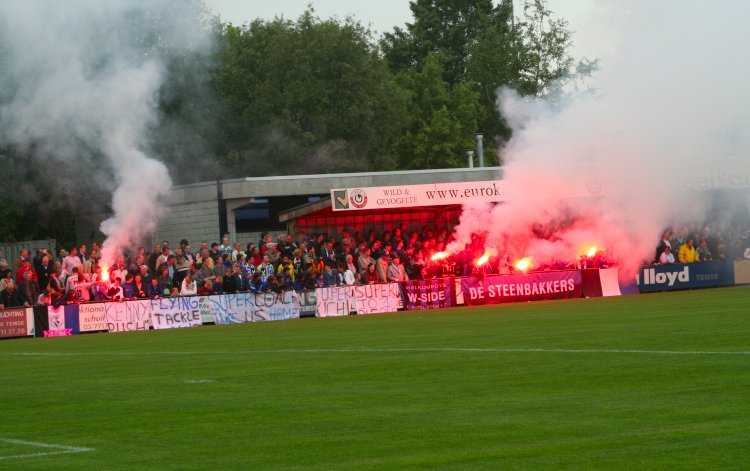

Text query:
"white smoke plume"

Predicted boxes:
[[0, 0, 212, 266], [449, 0, 750, 277]]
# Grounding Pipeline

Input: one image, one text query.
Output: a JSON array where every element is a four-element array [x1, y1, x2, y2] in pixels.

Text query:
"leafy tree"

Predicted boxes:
[[0, 149, 77, 246], [382, 0, 499, 86], [382, 0, 578, 163], [211, 9, 407, 176], [394, 54, 480, 169], [514, 0, 575, 97]]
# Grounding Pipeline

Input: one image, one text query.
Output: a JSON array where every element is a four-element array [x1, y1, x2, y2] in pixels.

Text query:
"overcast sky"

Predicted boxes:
[[203, 0, 603, 60]]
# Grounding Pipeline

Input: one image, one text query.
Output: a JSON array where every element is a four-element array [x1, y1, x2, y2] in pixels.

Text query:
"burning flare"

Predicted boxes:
[[514, 257, 532, 272], [586, 246, 598, 258], [431, 251, 449, 261], [476, 251, 491, 267], [101, 264, 110, 283]]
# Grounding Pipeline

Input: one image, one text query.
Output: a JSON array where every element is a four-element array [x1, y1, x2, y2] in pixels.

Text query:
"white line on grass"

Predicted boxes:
[[0, 438, 94, 461], [6, 348, 750, 356]]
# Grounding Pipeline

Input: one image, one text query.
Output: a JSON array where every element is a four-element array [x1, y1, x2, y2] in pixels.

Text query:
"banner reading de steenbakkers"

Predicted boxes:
[[331, 180, 504, 211], [461, 271, 582, 305]]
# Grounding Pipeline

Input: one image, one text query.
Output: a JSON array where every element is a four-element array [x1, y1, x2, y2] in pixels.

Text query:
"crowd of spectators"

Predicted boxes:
[[653, 224, 750, 264], [0, 225, 450, 308], [3, 219, 750, 309]]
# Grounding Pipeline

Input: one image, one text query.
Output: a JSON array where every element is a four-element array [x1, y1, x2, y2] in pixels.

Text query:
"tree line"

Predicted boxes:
[[0, 0, 589, 244]]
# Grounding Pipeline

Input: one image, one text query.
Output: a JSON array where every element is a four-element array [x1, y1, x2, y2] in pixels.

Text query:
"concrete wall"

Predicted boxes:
[[152, 199, 220, 248], [151, 181, 221, 246]]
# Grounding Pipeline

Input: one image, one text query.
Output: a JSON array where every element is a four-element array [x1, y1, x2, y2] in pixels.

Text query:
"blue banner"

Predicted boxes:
[[637, 261, 734, 292], [64, 304, 80, 334], [400, 277, 456, 310]]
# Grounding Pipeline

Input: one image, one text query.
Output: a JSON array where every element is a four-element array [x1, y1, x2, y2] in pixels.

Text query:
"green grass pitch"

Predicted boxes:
[[1, 287, 749, 469]]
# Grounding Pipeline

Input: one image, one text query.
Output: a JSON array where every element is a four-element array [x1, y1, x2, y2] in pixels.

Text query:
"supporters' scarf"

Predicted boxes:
[[259, 263, 274, 281]]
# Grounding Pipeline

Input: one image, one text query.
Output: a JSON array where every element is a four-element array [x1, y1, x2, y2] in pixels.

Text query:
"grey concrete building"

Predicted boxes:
[[78, 167, 502, 248]]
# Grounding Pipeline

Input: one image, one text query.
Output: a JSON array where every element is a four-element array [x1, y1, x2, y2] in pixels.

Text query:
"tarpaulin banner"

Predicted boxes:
[[250, 291, 300, 322], [400, 277, 457, 310], [352, 283, 400, 315], [105, 300, 152, 332], [78, 303, 108, 332], [461, 271, 582, 306], [315, 287, 353, 318], [150, 296, 204, 330], [0, 307, 33, 338], [208, 294, 251, 324], [637, 262, 734, 292]]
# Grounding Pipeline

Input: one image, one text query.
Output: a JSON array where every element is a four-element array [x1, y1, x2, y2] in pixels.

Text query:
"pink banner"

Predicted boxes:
[[44, 329, 72, 337], [460, 271, 582, 305]]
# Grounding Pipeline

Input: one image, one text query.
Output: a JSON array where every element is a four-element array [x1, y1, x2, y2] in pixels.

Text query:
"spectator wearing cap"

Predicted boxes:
[[376, 250, 390, 283]]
